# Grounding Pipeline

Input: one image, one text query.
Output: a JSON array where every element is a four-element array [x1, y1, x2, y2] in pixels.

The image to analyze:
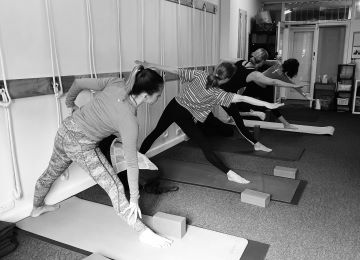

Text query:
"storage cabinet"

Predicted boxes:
[[249, 31, 276, 59], [336, 64, 355, 112], [314, 82, 336, 110]]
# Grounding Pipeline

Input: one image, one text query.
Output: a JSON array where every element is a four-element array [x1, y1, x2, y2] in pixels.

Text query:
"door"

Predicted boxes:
[[287, 25, 318, 100]]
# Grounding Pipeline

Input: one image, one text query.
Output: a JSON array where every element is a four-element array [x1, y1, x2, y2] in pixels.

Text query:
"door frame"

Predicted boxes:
[[276, 21, 349, 103], [288, 24, 318, 101]]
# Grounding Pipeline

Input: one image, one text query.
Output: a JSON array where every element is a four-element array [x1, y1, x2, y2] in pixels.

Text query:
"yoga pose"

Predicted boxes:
[[136, 60, 284, 184], [30, 65, 172, 248], [225, 49, 304, 129]]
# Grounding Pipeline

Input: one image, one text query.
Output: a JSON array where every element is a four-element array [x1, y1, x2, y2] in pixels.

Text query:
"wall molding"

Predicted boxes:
[[0, 66, 216, 100]]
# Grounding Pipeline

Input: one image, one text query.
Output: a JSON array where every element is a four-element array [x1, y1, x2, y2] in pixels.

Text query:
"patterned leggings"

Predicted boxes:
[[33, 116, 146, 232]]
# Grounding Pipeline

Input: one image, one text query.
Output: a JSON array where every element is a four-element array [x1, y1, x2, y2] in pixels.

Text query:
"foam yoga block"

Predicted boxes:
[[241, 189, 270, 208], [274, 166, 297, 179], [153, 212, 186, 239]]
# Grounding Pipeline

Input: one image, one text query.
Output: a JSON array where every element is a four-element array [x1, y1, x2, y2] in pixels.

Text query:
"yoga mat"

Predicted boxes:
[[153, 158, 302, 204], [234, 120, 335, 135], [182, 137, 305, 162], [17, 197, 251, 260]]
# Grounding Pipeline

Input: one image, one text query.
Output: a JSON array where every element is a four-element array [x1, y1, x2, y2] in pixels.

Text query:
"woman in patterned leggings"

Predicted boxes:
[[31, 65, 172, 248], [136, 60, 284, 185]]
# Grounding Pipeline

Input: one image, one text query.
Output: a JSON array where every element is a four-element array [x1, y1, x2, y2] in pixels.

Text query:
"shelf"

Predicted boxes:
[[337, 64, 355, 112]]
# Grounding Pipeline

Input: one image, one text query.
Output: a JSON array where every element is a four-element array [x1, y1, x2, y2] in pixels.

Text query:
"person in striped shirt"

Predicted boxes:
[[136, 60, 283, 185]]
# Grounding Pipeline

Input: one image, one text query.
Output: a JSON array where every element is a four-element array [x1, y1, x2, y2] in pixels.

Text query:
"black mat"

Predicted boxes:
[[182, 136, 305, 162], [153, 158, 302, 204], [279, 107, 319, 123], [241, 239, 270, 260]]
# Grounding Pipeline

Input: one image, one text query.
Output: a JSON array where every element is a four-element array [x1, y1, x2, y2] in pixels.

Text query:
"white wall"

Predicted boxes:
[[220, 0, 261, 60], [0, 0, 220, 222]]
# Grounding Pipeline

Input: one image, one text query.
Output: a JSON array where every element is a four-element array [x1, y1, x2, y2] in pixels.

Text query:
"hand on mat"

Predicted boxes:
[[122, 201, 142, 226], [71, 105, 79, 114], [266, 102, 284, 110]]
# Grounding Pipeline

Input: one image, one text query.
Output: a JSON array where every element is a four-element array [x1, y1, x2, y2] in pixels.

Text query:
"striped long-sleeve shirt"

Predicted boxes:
[[175, 69, 235, 123]]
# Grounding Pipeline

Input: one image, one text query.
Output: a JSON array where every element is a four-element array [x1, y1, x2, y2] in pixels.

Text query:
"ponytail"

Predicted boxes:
[[126, 65, 164, 97], [125, 65, 144, 94], [206, 62, 237, 89]]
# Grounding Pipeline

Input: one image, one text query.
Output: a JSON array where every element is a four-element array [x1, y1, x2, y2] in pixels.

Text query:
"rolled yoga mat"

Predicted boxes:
[[239, 120, 335, 135], [17, 197, 264, 260], [152, 157, 303, 204]]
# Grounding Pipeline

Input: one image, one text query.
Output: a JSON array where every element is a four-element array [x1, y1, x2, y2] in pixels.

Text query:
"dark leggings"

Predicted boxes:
[[140, 98, 230, 174], [237, 84, 282, 118], [197, 104, 257, 145], [196, 112, 234, 137], [222, 104, 257, 144]]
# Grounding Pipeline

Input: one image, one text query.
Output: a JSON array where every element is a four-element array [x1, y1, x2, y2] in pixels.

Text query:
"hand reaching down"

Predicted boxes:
[[121, 201, 142, 227]]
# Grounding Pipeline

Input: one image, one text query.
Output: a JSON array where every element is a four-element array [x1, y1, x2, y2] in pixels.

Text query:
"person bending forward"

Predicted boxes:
[[31, 65, 172, 248]]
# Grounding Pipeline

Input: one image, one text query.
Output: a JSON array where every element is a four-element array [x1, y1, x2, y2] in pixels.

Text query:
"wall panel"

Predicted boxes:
[[0, 0, 220, 222]]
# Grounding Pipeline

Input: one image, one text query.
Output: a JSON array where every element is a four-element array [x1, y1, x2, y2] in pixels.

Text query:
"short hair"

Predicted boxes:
[[251, 48, 269, 65], [282, 58, 299, 78]]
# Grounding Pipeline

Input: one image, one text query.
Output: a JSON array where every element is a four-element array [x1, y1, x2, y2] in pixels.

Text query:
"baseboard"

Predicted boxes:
[[146, 133, 186, 158]]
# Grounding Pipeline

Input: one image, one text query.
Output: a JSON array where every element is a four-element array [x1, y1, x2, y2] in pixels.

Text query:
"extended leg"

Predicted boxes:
[[32, 131, 72, 217], [196, 112, 234, 137], [140, 98, 177, 154], [174, 109, 249, 184], [223, 104, 271, 152]]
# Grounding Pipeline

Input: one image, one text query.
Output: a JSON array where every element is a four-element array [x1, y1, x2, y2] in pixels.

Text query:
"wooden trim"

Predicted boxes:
[[0, 65, 217, 100]]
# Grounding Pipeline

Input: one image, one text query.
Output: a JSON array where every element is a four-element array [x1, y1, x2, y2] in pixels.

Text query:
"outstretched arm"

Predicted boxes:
[[135, 60, 178, 74], [264, 59, 281, 67], [231, 94, 284, 110], [247, 71, 306, 89]]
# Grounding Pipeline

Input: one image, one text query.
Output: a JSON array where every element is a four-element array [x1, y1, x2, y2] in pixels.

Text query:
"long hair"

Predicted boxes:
[[282, 58, 299, 78], [206, 62, 237, 89], [250, 48, 269, 66], [126, 65, 164, 96]]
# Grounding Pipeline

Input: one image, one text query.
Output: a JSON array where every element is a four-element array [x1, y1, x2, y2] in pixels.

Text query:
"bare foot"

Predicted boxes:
[[284, 123, 297, 130], [30, 204, 60, 217], [139, 228, 173, 248], [249, 110, 266, 121], [227, 170, 250, 184], [254, 142, 272, 152]]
